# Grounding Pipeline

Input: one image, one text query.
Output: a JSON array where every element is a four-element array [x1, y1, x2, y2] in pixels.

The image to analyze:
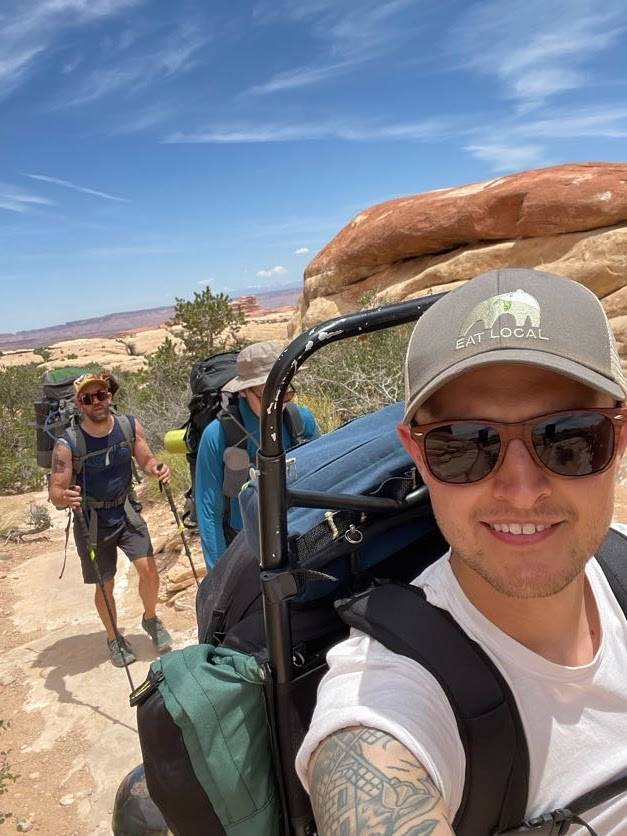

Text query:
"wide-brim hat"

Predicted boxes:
[[222, 341, 284, 393]]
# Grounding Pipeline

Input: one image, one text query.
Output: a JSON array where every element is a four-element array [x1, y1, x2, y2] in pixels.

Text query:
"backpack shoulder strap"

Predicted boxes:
[[217, 401, 247, 541], [284, 402, 306, 446], [65, 424, 87, 477], [596, 527, 627, 618], [336, 582, 529, 835], [115, 413, 136, 449], [218, 401, 246, 451]]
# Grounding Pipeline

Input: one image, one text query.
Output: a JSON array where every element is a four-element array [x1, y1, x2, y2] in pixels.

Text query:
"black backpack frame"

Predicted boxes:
[[254, 296, 627, 836]]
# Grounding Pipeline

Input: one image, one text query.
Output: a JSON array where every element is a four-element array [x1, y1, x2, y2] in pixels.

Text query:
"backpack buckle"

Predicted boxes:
[[505, 808, 576, 835]]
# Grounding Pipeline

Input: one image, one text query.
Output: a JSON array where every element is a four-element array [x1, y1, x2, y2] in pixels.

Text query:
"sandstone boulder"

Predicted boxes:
[[291, 164, 627, 346]]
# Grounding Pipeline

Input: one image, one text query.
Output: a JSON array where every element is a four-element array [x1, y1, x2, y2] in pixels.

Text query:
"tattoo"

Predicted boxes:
[[310, 728, 448, 835], [52, 445, 68, 474]]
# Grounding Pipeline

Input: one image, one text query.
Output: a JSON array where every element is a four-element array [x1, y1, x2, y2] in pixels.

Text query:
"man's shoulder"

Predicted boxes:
[[198, 416, 226, 452]]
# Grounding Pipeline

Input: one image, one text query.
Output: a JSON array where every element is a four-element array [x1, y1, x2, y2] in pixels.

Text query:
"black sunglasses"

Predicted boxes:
[[404, 408, 627, 484], [79, 389, 110, 406]]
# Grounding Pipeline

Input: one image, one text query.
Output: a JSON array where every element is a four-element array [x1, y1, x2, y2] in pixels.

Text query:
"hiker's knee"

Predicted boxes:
[[94, 578, 114, 600], [134, 556, 158, 583]]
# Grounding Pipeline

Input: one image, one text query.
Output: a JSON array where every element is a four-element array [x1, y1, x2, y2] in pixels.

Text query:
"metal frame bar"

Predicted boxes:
[[257, 293, 443, 683]]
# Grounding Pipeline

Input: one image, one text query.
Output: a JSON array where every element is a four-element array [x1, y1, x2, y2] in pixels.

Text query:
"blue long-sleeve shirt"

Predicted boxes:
[[195, 397, 319, 569]]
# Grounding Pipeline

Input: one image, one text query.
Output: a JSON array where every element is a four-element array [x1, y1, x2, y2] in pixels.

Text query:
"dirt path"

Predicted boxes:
[[3, 481, 627, 834], [0, 490, 199, 835]]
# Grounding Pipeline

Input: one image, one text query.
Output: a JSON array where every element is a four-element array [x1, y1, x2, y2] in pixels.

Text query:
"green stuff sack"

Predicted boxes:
[[135, 644, 280, 836]]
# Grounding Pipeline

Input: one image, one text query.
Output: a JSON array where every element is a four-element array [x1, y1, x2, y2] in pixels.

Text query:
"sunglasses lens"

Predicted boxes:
[[425, 423, 501, 483], [533, 413, 615, 476], [81, 389, 108, 405]]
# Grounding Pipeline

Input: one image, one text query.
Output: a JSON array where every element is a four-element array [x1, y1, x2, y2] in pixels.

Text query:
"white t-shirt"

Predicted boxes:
[[296, 549, 627, 834]]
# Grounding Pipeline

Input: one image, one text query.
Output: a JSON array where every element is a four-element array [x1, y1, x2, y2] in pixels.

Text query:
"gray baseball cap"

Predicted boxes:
[[403, 268, 626, 424], [222, 340, 284, 392]]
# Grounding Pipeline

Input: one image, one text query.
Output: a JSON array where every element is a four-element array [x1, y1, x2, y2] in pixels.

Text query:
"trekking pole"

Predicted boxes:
[[74, 506, 135, 692], [158, 465, 200, 587]]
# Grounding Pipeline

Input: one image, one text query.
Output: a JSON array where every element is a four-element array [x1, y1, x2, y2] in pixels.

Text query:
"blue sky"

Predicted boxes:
[[2, 0, 627, 331]]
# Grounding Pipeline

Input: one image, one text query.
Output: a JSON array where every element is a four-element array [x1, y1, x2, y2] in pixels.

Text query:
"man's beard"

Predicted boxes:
[[441, 503, 608, 599], [89, 406, 111, 424], [452, 543, 591, 599]]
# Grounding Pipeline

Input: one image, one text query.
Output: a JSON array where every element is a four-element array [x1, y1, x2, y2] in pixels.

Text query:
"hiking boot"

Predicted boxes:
[[142, 615, 172, 651], [108, 637, 136, 668]]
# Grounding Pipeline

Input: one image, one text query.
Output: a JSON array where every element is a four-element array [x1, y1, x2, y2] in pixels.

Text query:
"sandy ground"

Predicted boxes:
[[0, 489, 198, 835], [2, 481, 627, 834]]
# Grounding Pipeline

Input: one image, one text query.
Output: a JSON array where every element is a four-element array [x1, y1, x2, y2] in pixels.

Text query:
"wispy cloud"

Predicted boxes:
[[248, 0, 417, 94], [0, 183, 53, 214], [0, 0, 143, 100], [520, 106, 627, 139], [257, 265, 288, 277], [25, 173, 129, 202], [465, 104, 627, 170], [450, 0, 626, 109], [58, 23, 210, 107], [294, 246, 309, 254], [111, 102, 179, 134], [248, 61, 354, 95], [465, 143, 546, 172], [164, 117, 453, 144]]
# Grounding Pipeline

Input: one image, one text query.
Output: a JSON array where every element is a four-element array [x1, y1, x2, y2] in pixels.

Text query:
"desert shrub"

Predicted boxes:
[[141, 450, 192, 504], [298, 321, 412, 426], [0, 364, 45, 494], [33, 346, 51, 361], [25, 502, 51, 530], [171, 286, 246, 359], [294, 390, 343, 435], [114, 338, 192, 451], [0, 720, 18, 824]]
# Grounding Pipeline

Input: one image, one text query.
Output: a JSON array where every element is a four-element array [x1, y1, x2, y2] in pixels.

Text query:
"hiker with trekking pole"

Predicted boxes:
[[49, 371, 173, 670], [194, 340, 319, 570]]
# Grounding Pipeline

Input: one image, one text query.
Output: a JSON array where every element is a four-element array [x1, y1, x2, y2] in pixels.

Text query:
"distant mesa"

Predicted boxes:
[[0, 287, 300, 352]]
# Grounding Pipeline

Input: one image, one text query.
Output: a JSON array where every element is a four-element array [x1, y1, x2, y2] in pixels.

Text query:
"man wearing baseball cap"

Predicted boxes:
[[49, 370, 172, 668], [195, 340, 320, 569], [299, 269, 627, 833]]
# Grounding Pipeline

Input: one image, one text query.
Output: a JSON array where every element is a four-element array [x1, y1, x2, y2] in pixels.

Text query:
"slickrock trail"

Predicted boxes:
[[0, 490, 198, 835], [3, 477, 627, 834]]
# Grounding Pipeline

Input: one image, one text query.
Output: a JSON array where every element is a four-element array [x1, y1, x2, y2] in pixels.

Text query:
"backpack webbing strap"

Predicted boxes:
[[595, 527, 627, 619], [284, 402, 306, 446], [218, 402, 247, 541], [336, 582, 529, 835], [68, 414, 136, 476]]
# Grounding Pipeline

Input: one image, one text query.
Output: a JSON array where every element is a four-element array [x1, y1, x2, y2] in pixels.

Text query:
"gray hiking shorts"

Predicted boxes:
[[73, 515, 154, 584]]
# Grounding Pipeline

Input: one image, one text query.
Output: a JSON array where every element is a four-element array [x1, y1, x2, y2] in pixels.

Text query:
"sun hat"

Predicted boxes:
[[222, 341, 284, 393]]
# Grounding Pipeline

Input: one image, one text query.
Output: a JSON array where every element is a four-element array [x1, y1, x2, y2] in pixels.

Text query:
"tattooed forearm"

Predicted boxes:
[[52, 446, 68, 474], [309, 728, 453, 836]]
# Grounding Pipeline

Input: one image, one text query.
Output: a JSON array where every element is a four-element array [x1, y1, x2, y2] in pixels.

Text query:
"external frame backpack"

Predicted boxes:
[[182, 350, 307, 534], [136, 531, 627, 836], [131, 404, 627, 836], [35, 366, 106, 469], [133, 404, 444, 836]]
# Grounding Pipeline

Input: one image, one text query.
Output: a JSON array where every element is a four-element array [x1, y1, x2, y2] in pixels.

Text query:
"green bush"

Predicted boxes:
[[0, 720, 18, 825], [298, 321, 412, 426], [171, 286, 246, 359], [0, 365, 45, 494], [33, 346, 51, 361], [114, 338, 191, 451]]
